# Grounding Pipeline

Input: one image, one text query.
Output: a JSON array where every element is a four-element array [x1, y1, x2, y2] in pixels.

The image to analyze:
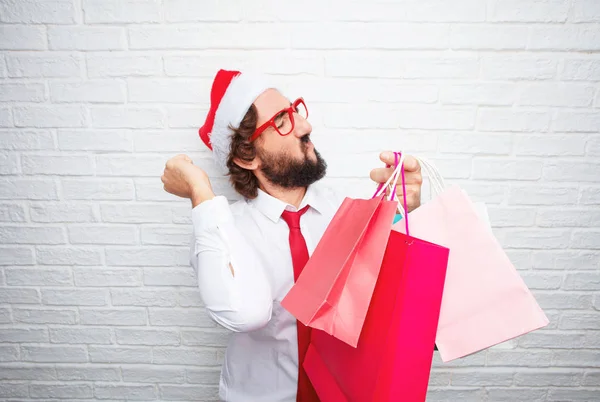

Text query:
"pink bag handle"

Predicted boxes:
[[372, 152, 399, 199], [398, 152, 410, 236]]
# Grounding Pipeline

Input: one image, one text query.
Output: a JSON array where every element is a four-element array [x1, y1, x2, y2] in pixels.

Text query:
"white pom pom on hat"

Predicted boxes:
[[198, 69, 275, 174]]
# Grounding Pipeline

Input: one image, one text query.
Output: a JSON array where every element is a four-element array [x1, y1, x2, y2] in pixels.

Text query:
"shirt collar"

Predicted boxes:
[[250, 184, 326, 223]]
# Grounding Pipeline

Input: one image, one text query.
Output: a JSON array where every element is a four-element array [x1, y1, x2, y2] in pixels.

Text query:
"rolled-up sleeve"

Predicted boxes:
[[190, 196, 273, 333]]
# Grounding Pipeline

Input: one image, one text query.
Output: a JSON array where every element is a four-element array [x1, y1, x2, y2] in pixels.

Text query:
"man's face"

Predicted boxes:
[[252, 89, 326, 188]]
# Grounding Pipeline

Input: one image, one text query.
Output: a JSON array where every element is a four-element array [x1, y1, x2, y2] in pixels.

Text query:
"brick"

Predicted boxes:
[[95, 384, 157, 400], [116, 328, 179, 346], [30, 202, 96, 223], [87, 53, 162, 77], [129, 25, 289, 50], [149, 308, 215, 328], [6, 267, 72, 286], [551, 292, 594, 312], [0, 206, 24, 225], [166, 106, 206, 129], [112, 289, 178, 307], [488, 350, 553, 367], [0, 83, 46, 102], [520, 331, 585, 349], [50, 327, 112, 344], [134, 130, 201, 152], [178, 290, 203, 307], [59, 129, 132, 152], [560, 312, 600, 330], [141, 225, 190, 246], [583, 372, 600, 386], [0, 0, 76, 23], [6, 53, 81, 78], [509, 184, 579, 205], [394, 0, 486, 22], [56, 366, 120, 381], [571, 231, 600, 250], [36, 246, 103, 265], [0, 288, 39, 304], [502, 229, 571, 250], [22, 154, 93, 176], [451, 24, 528, 50], [588, 136, 600, 156], [100, 203, 171, 223], [62, 178, 134, 201], [553, 111, 600, 132], [106, 247, 188, 266], [0, 152, 19, 174], [533, 250, 599, 270], [91, 107, 165, 129], [0, 246, 34, 265], [472, 159, 542, 180], [122, 366, 185, 383], [96, 154, 166, 177], [440, 84, 516, 106], [520, 84, 595, 107], [68, 225, 137, 245], [181, 329, 230, 347], [165, 0, 241, 22], [186, 367, 221, 384], [153, 348, 220, 366], [548, 389, 600, 401], [144, 268, 197, 287], [89, 346, 152, 363], [0, 307, 10, 323], [565, 271, 600, 290], [0, 129, 54, 150], [449, 181, 508, 204], [0, 178, 59, 200], [580, 186, 600, 205], [50, 80, 126, 103], [0, 328, 48, 343], [0, 365, 56, 380], [42, 288, 107, 306], [14, 106, 86, 128], [545, 161, 600, 183], [74, 268, 141, 287], [451, 370, 513, 386], [515, 134, 586, 156], [583, 331, 600, 347], [84, 0, 160, 23], [505, 250, 532, 269], [426, 388, 485, 402], [570, 0, 600, 22], [128, 78, 208, 104], [0, 382, 28, 397], [486, 388, 548, 401], [537, 209, 600, 228], [530, 25, 600, 51], [159, 385, 219, 400], [14, 308, 76, 324], [49, 26, 125, 51], [478, 109, 550, 132], [327, 53, 479, 79], [30, 384, 93, 399], [553, 351, 600, 367], [486, 207, 536, 227], [80, 308, 147, 326], [490, 0, 569, 22], [0, 107, 11, 127], [562, 59, 600, 81], [521, 271, 564, 289], [482, 56, 557, 80], [22, 345, 88, 363], [293, 23, 449, 50]]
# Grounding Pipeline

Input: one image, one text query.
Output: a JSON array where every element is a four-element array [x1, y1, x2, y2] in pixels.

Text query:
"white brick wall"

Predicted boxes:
[[0, 0, 599, 400]]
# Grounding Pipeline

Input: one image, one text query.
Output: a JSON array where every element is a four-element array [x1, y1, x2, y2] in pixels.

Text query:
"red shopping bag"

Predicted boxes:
[[304, 160, 450, 402], [281, 155, 403, 347]]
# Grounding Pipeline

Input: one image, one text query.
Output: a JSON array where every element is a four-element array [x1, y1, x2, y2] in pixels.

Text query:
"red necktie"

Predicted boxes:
[[281, 205, 320, 402]]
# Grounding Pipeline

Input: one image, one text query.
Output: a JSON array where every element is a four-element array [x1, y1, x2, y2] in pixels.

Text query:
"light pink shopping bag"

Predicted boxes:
[[393, 184, 549, 362]]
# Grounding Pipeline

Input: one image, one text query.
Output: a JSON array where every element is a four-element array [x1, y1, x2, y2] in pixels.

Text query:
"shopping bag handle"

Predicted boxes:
[[372, 152, 399, 199], [372, 152, 409, 236]]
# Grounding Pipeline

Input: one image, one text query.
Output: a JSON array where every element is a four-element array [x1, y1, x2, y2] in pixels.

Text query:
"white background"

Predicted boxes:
[[0, 0, 599, 400]]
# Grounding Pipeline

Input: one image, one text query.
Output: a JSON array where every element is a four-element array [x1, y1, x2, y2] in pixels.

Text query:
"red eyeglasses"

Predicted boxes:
[[249, 98, 308, 142]]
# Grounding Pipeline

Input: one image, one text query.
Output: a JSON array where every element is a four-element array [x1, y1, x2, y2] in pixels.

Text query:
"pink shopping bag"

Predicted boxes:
[[392, 160, 549, 362]]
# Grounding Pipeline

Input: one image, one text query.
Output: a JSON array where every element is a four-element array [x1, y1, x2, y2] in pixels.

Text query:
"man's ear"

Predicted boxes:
[[233, 156, 259, 171]]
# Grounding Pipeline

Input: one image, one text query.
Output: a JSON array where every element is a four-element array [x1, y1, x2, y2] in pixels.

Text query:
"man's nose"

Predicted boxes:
[[294, 114, 312, 137]]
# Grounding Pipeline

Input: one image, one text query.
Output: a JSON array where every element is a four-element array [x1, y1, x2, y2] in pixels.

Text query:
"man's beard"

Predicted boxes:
[[257, 136, 327, 189]]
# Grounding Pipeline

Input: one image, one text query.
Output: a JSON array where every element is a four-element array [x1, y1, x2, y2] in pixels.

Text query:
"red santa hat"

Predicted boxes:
[[199, 69, 274, 173]]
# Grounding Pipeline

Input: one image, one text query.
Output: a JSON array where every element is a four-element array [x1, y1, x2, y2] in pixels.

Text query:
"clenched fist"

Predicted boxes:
[[370, 151, 422, 212], [161, 154, 215, 207]]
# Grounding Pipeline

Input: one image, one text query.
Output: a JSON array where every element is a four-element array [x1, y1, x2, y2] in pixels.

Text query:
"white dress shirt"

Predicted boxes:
[[189, 181, 344, 402]]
